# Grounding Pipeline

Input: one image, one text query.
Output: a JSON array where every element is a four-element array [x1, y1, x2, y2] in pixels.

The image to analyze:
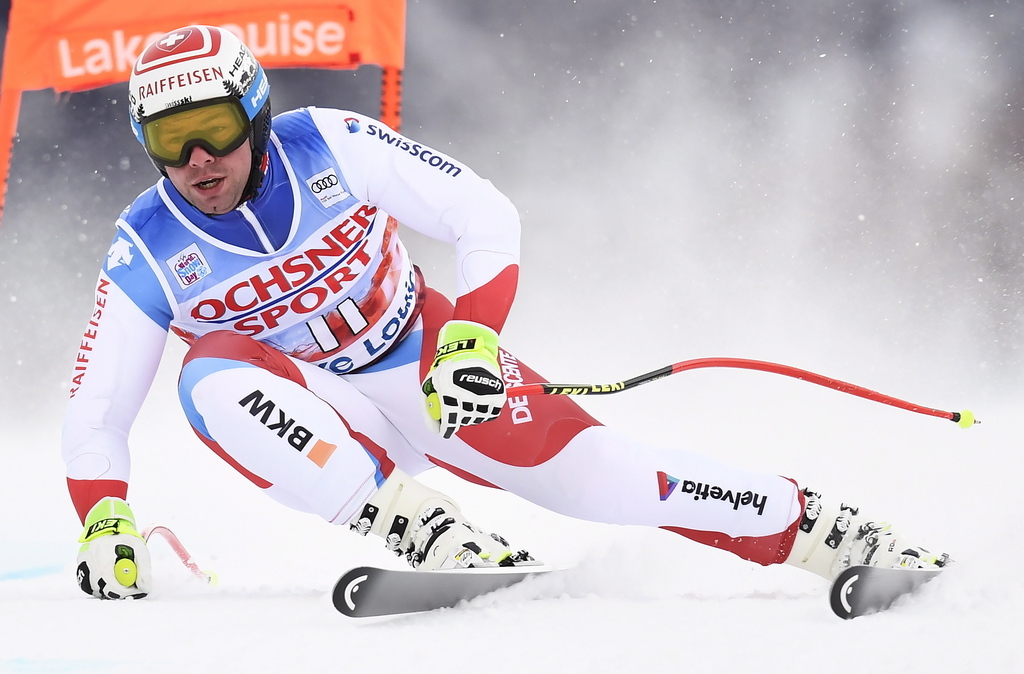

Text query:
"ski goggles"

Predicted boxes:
[[141, 98, 251, 168]]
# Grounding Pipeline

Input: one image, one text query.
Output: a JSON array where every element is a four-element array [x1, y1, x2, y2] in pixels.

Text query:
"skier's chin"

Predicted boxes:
[[193, 197, 238, 215]]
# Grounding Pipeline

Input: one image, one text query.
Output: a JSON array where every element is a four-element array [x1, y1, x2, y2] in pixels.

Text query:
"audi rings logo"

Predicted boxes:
[[305, 167, 348, 207], [310, 174, 339, 193]]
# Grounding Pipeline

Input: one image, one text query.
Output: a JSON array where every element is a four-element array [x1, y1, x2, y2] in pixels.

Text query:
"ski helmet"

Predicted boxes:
[[128, 25, 272, 205]]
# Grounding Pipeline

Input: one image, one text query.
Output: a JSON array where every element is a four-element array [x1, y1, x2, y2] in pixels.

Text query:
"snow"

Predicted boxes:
[[1, 338, 1019, 672]]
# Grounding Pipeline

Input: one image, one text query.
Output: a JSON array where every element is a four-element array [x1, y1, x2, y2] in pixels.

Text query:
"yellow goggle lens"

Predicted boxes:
[[142, 100, 250, 167]]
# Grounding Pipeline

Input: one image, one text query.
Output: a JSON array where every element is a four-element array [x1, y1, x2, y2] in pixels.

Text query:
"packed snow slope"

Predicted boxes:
[[1, 338, 1018, 672]]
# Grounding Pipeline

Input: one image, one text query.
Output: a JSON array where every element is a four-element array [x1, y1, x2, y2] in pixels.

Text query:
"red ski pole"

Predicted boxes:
[[142, 525, 218, 584], [505, 357, 978, 428]]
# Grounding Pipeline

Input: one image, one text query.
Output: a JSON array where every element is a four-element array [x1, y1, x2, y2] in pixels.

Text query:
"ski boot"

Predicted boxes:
[[785, 488, 949, 581], [349, 469, 534, 570]]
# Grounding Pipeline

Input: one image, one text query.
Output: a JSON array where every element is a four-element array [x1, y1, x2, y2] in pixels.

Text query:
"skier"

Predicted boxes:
[[65, 25, 946, 600]]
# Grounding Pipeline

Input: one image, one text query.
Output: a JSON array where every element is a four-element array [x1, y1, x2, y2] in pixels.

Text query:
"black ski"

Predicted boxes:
[[332, 565, 556, 618], [829, 565, 944, 619]]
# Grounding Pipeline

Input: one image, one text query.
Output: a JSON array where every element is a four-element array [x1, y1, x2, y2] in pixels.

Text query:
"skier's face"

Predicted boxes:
[[165, 140, 252, 215]]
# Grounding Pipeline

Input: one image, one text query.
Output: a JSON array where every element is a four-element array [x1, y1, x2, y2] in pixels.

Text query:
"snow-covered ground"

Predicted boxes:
[[1, 335, 1018, 673]]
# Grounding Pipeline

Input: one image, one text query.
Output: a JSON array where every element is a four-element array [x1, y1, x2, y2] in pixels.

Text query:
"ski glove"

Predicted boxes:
[[76, 497, 151, 600], [422, 320, 506, 439]]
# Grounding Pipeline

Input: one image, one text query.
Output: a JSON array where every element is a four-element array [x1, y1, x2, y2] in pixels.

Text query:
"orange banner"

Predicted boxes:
[[0, 0, 406, 223]]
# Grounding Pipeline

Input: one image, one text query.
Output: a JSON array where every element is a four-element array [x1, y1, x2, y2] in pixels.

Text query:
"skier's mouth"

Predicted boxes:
[[194, 177, 223, 190]]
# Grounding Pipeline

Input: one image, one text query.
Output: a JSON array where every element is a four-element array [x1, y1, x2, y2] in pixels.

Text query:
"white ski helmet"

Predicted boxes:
[[128, 25, 272, 203]]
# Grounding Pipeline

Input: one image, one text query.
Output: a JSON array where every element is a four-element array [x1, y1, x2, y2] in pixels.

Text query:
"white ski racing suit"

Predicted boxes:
[[62, 108, 806, 566]]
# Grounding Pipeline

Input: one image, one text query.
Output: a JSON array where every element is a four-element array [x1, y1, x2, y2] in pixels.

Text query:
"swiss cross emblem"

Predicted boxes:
[[135, 26, 220, 73], [158, 30, 191, 51]]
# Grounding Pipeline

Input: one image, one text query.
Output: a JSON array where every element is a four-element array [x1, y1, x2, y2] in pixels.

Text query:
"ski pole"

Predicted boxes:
[[505, 356, 978, 428], [142, 525, 218, 584]]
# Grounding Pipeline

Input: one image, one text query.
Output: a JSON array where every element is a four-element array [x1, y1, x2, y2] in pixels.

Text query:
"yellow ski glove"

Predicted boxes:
[[76, 497, 151, 599], [422, 320, 506, 439]]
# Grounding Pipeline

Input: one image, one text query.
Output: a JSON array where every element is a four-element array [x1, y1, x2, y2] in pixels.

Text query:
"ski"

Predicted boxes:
[[332, 564, 556, 618], [829, 565, 944, 619]]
